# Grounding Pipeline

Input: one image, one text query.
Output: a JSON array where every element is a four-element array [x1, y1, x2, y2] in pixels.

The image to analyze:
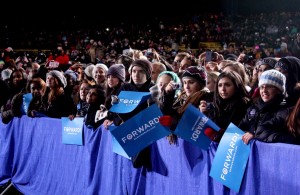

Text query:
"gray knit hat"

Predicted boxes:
[[107, 64, 126, 82], [128, 59, 152, 79], [47, 70, 67, 88]]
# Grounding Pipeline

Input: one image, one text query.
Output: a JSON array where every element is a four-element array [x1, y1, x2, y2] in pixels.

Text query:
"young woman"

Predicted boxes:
[[1, 68, 28, 123], [28, 70, 76, 118], [84, 85, 106, 129], [200, 71, 251, 142], [149, 70, 181, 105], [159, 66, 211, 144], [99, 64, 126, 126], [68, 79, 91, 119]]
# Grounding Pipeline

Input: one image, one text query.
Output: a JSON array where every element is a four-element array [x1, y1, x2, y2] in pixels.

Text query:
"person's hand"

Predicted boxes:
[[159, 115, 173, 127], [103, 119, 113, 130], [204, 127, 225, 143], [242, 132, 254, 145], [30, 110, 38, 117], [204, 127, 218, 141], [164, 81, 178, 94], [199, 100, 208, 113], [111, 95, 119, 105], [68, 115, 75, 120]]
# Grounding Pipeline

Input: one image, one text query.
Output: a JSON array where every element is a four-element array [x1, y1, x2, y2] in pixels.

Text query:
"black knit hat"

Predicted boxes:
[[107, 64, 126, 82], [260, 57, 277, 69], [128, 59, 153, 79], [181, 66, 207, 86]]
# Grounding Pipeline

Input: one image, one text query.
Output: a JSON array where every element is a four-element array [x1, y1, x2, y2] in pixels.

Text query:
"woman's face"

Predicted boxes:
[[206, 76, 216, 92], [30, 83, 43, 97], [93, 67, 106, 84], [258, 65, 272, 79], [12, 71, 23, 86], [259, 84, 281, 102], [86, 88, 98, 104], [79, 82, 89, 101], [182, 77, 201, 96], [157, 74, 172, 92], [218, 77, 235, 99], [46, 75, 58, 88], [107, 75, 120, 88]]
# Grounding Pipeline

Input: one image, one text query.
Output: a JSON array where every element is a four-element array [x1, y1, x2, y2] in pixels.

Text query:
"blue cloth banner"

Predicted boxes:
[[61, 117, 84, 145], [109, 91, 151, 113], [1, 116, 300, 195], [110, 104, 170, 157], [21, 93, 32, 115], [174, 104, 220, 150], [209, 123, 250, 192]]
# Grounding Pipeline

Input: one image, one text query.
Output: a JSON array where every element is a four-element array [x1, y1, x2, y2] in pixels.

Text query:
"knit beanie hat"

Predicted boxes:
[[274, 59, 289, 72], [95, 63, 108, 72], [1, 68, 12, 80], [107, 64, 126, 82], [64, 69, 78, 82], [128, 59, 152, 79], [157, 71, 181, 86], [181, 66, 207, 86], [259, 69, 286, 93], [84, 64, 95, 78], [93, 63, 108, 78], [260, 57, 277, 69], [47, 70, 67, 88]]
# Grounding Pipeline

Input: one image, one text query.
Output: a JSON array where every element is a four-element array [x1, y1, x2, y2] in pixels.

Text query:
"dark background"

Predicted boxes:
[[6, 0, 300, 25]]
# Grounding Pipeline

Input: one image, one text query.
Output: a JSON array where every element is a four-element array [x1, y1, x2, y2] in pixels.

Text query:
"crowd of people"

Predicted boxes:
[[0, 11, 300, 171]]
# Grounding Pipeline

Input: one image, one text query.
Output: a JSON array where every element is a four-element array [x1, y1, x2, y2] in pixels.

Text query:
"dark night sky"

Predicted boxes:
[[3, 0, 300, 31]]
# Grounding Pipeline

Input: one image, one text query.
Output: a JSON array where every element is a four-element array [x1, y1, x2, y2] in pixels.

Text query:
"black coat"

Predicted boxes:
[[239, 95, 286, 134], [255, 106, 299, 144]]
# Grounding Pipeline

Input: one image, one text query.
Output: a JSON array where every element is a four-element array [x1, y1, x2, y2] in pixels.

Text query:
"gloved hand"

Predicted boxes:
[[204, 127, 225, 143], [159, 115, 174, 127], [204, 127, 218, 141]]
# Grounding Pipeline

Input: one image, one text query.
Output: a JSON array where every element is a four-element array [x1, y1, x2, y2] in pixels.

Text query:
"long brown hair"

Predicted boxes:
[[47, 77, 64, 104], [286, 83, 300, 137]]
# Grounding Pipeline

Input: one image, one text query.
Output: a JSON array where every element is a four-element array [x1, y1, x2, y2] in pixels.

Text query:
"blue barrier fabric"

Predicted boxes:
[[1, 116, 300, 195]]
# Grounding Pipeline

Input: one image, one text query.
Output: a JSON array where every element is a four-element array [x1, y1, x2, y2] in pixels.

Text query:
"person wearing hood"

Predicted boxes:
[[274, 56, 300, 107]]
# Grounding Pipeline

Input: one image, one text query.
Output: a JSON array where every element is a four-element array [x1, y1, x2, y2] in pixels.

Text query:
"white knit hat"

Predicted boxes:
[[259, 69, 286, 93], [84, 64, 95, 78], [1, 69, 12, 80], [93, 63, 108, 78]]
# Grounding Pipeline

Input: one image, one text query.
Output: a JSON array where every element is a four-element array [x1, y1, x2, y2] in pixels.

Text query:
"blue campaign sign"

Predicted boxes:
[[21, 93, 32, 115], [209, 123, 250, 192], [109, 125, 131, 159], [109, 91, 151, 113], [109, 104, 170, 157], [174, 104, 220, 150], [61, 117, 84, 145]]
